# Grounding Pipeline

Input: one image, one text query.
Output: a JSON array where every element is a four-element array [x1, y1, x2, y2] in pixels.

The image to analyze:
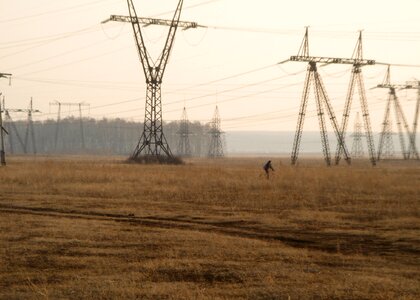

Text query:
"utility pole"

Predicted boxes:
[[25, 98, 38, 154], [335, 31, 376, 166], [0, 94, 8, 165], [376, 66, 419, 160], [103, 0, 201, 162], [208, 105, 224, 158], [0, 72, 11, 165], [351, 112, 364, 158], [53, 101, 61, 150], [177, 107, 192, 157], [49, 101, 89, 152], [281, 28, 376, 166]]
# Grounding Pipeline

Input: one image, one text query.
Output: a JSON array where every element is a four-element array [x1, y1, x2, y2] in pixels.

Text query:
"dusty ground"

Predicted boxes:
[[0, 156, 419, 299]]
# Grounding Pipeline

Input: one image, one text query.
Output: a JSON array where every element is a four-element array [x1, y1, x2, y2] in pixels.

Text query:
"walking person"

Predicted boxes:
[[263, 160, 274, 179]]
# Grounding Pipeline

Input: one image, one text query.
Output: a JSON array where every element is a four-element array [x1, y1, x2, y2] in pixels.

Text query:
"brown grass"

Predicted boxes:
[[0, 156, 419, 299]]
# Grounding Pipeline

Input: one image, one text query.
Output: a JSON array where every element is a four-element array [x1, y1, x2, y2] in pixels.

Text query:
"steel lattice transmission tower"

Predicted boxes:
[[380, 116, 395, 159], [3, 97, 40, 154], [283, 28, 355, 166], [335, 31, 376, 166], [177, 107, 192, 157], [351, 112, 364, 158], [377, 66, 419, 160], [208, 106, 224, 158], [104, 0, 201, 162]]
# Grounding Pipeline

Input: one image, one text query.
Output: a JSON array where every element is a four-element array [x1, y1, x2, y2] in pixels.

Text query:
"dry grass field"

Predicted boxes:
[[0, 156, 419, 299]]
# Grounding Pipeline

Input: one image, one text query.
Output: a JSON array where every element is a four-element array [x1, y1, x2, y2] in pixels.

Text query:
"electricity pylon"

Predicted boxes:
[[177, 107, 192, 157], [281, 28, 376, 166], [335, 31, 376, 166], [376, 66, 419, 160], [3, 99, 25, 154], [380, 116, 395, 159], [50, 101, 89, 151], [2, 97, 40, 154], [351, 112, 364, 158], [208, 105, 224, 158], [104, 0, 200, 162]]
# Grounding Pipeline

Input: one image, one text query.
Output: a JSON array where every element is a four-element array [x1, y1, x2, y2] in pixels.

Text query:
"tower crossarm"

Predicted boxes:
[[102, 15, 202, 30], [49, 102, 89, 107], [1, 109, 41, 113], [0, 72, 12, 86], [376, 84, 411, 90], [289, 55, 375, 66], [0, 73, 12, 78], [403, 81, 420, 90]]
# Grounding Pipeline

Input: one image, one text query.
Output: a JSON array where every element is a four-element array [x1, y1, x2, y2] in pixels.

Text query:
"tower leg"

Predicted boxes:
[[408, 88, 420, 159], [393, 95, 407, 159], [9, 116, 26, 153], [54, 104, 61, 151], [79, 104, 85, 151], [394, 96, 419, 159], [314, 73, 331, 166], [335, 70, 356, 164], [5, 114, 14, 154], [291, 66, 312, 165], [315, 70, 351, 165], [355, 72, 376, 166], [29, 114, 36, 154]]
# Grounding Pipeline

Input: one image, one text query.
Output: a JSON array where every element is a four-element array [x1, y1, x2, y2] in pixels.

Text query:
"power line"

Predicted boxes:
[[17, 44, 131, 77], [0, 0, 119, 24], [6, 39, 112, 72], [0, 25, 104, 60]]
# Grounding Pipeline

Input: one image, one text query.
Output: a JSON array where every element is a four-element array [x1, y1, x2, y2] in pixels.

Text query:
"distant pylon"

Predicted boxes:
[[208, 106, 224, 158], [49, 101, 89, 152], [381, 117, 395, 159], [376, 66, 418, 160], [351, 112, 364, 158], [177, 107, 192, 157]]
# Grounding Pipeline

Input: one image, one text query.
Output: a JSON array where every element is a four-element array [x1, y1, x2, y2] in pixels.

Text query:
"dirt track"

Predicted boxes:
[[1, 203, 418, 258]]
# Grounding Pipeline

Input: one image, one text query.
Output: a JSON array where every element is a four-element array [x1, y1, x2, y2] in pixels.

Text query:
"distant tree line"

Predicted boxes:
[[3, 118, 216, 157]]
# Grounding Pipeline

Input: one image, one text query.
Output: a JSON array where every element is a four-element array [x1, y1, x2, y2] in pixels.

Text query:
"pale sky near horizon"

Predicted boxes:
[[0, 0, 419, 132]]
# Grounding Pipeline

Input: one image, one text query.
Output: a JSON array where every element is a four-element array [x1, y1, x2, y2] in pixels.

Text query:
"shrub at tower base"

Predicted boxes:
[[127, 155, 184, 165]]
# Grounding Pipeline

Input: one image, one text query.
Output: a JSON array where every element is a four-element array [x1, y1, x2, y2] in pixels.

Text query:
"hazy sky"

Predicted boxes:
[[1, 0, 419, 132]]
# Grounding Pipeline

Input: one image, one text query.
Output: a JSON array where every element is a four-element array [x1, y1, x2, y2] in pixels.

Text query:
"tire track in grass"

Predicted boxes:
[[1, 203, 419, 257]]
